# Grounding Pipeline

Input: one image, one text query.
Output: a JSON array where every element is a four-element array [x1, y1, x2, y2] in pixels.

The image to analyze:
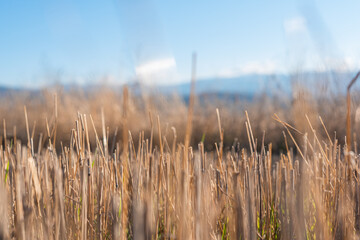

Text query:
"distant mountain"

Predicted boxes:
[[0, 71, 356, 100], [0, 86, 40, 96], [0, 86, 10, 94], [153, 71, 357, 97], [157, 74, 291, 97]]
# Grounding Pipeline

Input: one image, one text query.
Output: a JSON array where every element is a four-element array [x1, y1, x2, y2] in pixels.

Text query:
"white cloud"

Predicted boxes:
[[135, 57, 178, 85], [329, 56, 360, 73], [135, 58, 176, 76], [343, 56, 360, 69], [239, 61, 279, 75], [218, 60, 282, 78], [284, 16, 307, 34]]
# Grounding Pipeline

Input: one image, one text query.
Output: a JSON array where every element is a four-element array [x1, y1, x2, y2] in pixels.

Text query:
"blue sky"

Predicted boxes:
[[1, 1, 360, 87]]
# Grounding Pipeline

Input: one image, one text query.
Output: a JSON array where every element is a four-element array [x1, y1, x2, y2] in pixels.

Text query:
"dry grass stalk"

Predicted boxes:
[[0, 73, 359, 239]]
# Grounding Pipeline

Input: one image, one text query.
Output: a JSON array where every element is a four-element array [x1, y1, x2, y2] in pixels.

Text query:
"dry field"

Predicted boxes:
[[0, 75, 360, 239]]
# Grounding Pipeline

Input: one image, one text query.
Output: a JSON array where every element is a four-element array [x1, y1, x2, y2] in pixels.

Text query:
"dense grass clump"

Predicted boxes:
[[1, 72, 360, 239]]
